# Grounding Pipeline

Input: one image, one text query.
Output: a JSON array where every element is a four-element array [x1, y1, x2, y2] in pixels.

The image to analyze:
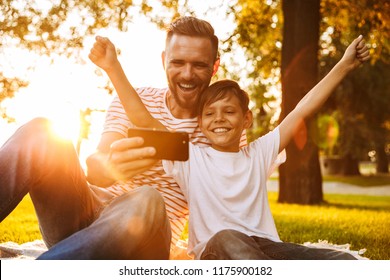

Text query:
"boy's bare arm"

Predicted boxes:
[[89, 36, 166, 131], [278, 35, 370, 153]]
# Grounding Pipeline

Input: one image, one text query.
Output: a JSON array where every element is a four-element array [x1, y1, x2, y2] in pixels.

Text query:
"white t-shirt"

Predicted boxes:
[[163, 127, 282, 259]]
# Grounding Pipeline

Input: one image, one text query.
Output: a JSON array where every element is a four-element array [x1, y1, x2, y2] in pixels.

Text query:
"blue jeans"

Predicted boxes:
[[200, 229, 357, 260], [0, 118, 171, 259]]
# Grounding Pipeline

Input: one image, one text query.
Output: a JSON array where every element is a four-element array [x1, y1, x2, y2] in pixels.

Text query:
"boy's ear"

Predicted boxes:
[[212, 58, 220, 76], [243, 110, 253, 129], [161, 51, 166, 69], [197, 116, 203, 129]]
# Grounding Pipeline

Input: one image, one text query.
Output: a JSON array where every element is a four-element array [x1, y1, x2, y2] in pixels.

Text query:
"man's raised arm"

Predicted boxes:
[[88, 36, 166, 131]]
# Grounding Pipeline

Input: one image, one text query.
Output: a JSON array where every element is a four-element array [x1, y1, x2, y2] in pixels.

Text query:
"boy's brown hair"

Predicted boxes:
[[198, 79, 250, 116]]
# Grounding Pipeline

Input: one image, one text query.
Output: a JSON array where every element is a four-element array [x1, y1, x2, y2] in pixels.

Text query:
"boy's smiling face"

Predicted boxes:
[[199, 93, 252, 152]]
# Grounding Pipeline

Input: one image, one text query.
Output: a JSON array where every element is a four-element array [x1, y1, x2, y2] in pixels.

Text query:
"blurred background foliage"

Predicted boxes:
[[1, 0, 389, 204]]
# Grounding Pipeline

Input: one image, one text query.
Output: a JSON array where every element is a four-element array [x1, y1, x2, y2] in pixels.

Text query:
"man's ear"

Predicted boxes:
[[243, 110, 253, 129], [212, 58, 220, 76], [161, 51, 166, 70]]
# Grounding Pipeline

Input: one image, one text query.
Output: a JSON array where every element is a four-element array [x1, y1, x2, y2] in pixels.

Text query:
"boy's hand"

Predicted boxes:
[[341, 35, 370, 71], [88, 36, 119, 72]]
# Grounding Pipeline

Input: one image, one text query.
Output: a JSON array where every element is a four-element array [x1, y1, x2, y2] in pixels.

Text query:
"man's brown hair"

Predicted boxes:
[[166, 16, 219, 61]]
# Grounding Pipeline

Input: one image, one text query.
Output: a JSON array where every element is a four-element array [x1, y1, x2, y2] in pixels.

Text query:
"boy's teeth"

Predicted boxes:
[[213, 128, 228, 133]]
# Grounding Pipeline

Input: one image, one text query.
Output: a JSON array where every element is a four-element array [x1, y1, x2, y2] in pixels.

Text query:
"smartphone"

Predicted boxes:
[[128, 128, 189, 161]]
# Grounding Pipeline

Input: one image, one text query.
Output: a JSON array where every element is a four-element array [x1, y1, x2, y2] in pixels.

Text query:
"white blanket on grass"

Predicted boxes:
[[0, 239, 368, 260], [0, 240, 47, 259]]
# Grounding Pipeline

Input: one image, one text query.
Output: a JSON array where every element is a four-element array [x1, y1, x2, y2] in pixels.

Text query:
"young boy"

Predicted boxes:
[[89, 35, 370, 259]]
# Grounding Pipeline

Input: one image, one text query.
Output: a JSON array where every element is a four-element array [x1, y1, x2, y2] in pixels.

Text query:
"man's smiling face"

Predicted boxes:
[[163, 34, 217, 118]]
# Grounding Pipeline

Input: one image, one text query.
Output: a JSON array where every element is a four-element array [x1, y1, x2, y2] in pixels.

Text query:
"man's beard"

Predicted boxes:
[[170, 88, 200, 111]]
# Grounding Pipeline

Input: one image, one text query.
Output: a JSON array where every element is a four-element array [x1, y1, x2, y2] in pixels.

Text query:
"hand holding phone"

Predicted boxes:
[[128, 128, 189, 161]]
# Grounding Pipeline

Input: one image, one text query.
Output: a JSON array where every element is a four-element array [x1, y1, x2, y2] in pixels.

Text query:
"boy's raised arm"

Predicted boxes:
[[88, 36, 166, 131], [278, 35, 370, 153]]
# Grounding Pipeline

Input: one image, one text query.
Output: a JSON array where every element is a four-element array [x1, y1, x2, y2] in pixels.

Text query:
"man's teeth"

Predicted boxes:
[[179, 83, 196, 89], [213, 128, 229, 133]]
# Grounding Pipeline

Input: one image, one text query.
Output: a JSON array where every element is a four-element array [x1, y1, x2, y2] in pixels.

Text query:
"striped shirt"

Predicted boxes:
[[103, 87, 247, 247]]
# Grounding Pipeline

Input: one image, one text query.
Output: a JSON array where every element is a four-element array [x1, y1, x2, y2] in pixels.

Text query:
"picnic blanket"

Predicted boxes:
[[0, 239, 368, 260], [0, 240, 47, 259]]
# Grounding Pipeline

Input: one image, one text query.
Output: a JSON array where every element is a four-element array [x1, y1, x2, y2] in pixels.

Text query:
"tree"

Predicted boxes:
[[225, 0, 324, 204], [230, 0, 283, 137], [230, 0, 390, 203], [0, 0, 181, 119], [320, 59, 390, 175], [228, 0, 323, 204], [2, 0, 388, 178], [277, 0, 323, 204], [319, 0, 390, 174], [0, 74, 28, 122]]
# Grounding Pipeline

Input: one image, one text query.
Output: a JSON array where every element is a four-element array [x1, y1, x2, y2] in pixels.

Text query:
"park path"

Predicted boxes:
[[267, 180, 390, 196]]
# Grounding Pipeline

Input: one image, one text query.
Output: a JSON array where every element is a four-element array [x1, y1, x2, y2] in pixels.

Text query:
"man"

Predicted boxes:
[[0, 16, 225, 259]]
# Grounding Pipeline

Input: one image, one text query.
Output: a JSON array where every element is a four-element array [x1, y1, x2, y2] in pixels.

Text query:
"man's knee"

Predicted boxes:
[[16, 117, 66, 146], [117, 187, 167, 224], [135, 186, 164, 201], [133, 187, 166, 211], [22, 118, 52, 136], [28, 117, 52, 127]]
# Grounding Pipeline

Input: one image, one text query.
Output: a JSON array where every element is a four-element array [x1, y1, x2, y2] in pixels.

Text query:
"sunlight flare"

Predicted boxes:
[[48, 108, 80, 142]]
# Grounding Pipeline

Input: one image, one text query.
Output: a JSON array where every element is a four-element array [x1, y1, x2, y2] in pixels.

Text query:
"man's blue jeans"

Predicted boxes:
[[201, 229, 357, 260], [0, 118, 171, 259]]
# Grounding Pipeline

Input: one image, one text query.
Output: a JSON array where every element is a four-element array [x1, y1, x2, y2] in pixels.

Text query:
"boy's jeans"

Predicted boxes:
[[0, 118, 171, 259], [201, 229, 357, 260]]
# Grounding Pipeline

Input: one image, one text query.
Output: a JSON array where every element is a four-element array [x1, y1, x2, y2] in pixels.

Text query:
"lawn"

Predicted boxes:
[[269, 192, 390, 260], [1, 189, 389, 260], [0, 195, 41, 244]]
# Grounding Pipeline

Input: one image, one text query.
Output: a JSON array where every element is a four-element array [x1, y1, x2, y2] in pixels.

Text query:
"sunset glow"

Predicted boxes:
[[1, 20, 167, 155]]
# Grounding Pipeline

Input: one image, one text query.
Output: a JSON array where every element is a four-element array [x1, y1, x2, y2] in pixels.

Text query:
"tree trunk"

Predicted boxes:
[[278, 0, 323, 204], [340, 153, 360, 175], [376, 141, 389, 174]]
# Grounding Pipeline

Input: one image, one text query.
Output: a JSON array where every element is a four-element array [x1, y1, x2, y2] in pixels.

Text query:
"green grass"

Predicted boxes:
[[0, 195, 41, 244], [269, 192, 390, 260], [1, 192, 390, 260]]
